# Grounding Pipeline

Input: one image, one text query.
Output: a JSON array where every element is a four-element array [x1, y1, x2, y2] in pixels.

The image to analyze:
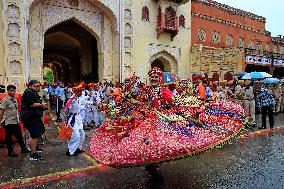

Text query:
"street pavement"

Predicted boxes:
[[0, 113, 284, 189]]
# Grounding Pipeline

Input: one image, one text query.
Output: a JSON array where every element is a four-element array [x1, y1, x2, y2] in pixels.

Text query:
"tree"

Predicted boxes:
[[44, 69, 54, 83]]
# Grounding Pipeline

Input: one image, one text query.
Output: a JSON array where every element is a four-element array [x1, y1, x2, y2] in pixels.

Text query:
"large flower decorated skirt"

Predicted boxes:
[[90, 95, 245, 168]]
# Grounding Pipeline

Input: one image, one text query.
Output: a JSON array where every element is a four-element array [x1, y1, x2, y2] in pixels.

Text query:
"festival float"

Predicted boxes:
[[89, 67, 245, 168]]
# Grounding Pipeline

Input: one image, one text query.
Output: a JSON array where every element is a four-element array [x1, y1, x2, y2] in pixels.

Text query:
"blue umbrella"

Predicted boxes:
[[263, 78, 280, 84], [241, 72, 272, 80]]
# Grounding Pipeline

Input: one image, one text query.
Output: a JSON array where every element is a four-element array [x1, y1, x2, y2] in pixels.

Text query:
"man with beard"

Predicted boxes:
[[21, 80, 47, 160]]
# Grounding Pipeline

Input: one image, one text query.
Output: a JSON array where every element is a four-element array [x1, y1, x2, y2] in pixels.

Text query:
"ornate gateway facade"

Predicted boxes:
[[0, 0, 191, 92]]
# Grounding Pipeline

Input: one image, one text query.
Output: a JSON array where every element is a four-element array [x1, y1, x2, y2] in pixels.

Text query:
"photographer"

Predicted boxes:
[[20, 80, 47, 161]]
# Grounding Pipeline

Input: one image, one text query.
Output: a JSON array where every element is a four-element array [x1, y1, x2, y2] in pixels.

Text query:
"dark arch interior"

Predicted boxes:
[[151, 59, 165, 72], [245, 64, 271, 73], [44, 20, 98, 83]]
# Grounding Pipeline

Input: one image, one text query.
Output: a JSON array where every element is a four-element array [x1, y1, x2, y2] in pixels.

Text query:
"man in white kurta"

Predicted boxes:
[[92, 87, 105, 127], [66, 89, 86, 156]]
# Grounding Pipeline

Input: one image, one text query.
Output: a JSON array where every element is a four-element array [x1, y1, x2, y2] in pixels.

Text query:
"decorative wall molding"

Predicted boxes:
[[192, 12, 270, 36], [148, 44, 181, 63], [192, 0, 266, 23], [28, 0, 118, 81]]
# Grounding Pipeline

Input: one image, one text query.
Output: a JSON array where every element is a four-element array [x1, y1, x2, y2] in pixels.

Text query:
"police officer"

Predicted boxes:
[[243, 80, 255, 121], [0, 85, 30, 157]]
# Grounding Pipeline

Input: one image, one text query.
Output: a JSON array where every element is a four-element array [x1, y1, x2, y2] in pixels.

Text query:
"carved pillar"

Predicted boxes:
[[2, 0, 28, 92]]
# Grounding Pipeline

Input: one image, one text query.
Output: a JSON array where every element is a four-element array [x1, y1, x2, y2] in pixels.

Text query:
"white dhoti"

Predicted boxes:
[[67, 114, 85, 155]]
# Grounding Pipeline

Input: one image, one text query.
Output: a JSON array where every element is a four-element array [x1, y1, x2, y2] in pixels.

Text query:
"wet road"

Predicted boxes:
[[0, 113, 284, 189]]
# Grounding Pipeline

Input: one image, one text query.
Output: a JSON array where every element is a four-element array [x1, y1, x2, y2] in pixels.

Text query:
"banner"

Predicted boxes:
[[246, 55, 284, 67], [245, 55, 271, 65], [273, 59, 284, 67]]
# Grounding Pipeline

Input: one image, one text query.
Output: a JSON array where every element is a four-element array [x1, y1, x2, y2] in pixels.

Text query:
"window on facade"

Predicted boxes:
[[198, 28, 206, 41], [165, 6, 176, 29], [279, 46, 284, 54], [256, 40, 262, 50], [226, 34, 233, 46], [179, 15, 185, 28], [247, 40, 254, 49], [238, 37, 244, 48], [265, 44, 271, 51], [212, 31, 221, 44], [142, 6, 149, 21], [273, 45, 278, 53]]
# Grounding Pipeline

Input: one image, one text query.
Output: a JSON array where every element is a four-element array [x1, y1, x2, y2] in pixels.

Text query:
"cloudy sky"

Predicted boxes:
[[215, 0, 284, 36]]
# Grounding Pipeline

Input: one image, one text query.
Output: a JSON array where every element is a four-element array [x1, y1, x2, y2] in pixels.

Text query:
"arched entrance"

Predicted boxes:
[[224, 72, 233, 81], [150, 51, 178, 73], [43, 20, 98, 83], [151, 58, 171, 72], [28, 0, 119, 82]]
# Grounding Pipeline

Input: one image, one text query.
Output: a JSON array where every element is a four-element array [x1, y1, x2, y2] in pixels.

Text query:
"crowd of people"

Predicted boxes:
[[195, 78, 283, 129], [0, 70, 282, 162]]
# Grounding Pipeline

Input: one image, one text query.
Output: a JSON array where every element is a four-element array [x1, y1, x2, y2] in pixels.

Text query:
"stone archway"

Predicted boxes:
[[150, 51, 178, 74], [43, 20, 99, 83], [28, 0, 119, 82]]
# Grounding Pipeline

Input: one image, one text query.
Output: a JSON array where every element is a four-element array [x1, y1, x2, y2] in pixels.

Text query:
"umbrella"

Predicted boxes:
[[241, 72, 272, 80], [163, 72, 180, 83], [263, 78, 280, 84]]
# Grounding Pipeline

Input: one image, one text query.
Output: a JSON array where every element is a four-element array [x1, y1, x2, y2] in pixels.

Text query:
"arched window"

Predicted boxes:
[[198, 28, 206, 41], [212, 73, 219, 82], [226, 34, 233, 46], [238, 37, 244, 48], [142, 6, 149, 21], [224, 72, 233, 81], [212, 31, 221, 44], [179, 15, 185, 28], [165, 6, 176, 28]]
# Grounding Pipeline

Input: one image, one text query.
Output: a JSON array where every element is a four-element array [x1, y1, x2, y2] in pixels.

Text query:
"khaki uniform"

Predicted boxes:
[[282, 86, 284, 112], [234, 85, 243, 106], [0, 96, 19, 125], [38, 89, 49, 103], [243, 86, 255, 121], [274, 86, 282, 113]]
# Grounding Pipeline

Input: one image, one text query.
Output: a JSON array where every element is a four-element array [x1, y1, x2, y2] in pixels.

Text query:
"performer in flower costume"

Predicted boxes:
[[90, 67, 245, 168]]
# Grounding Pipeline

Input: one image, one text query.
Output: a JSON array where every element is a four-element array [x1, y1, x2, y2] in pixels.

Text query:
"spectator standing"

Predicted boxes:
[[0, 85, 30, 157], [48, 83, 56, 109], [274, 84, 282, 113], [234, 80, 244, 106], [20, 80, 47, 160], [255, 84, 275, 129], [38, 83, 50, 113], [54, 82, 65, 122], [195, 80, 206, 100], [281, 84, 284, 112], [65, 83, 73, 103], [243, 80, 255, 121]]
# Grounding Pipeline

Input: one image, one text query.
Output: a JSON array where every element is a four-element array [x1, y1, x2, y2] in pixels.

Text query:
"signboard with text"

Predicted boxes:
[[245, 55, 271, 65], [246, 55, 284, 67]]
